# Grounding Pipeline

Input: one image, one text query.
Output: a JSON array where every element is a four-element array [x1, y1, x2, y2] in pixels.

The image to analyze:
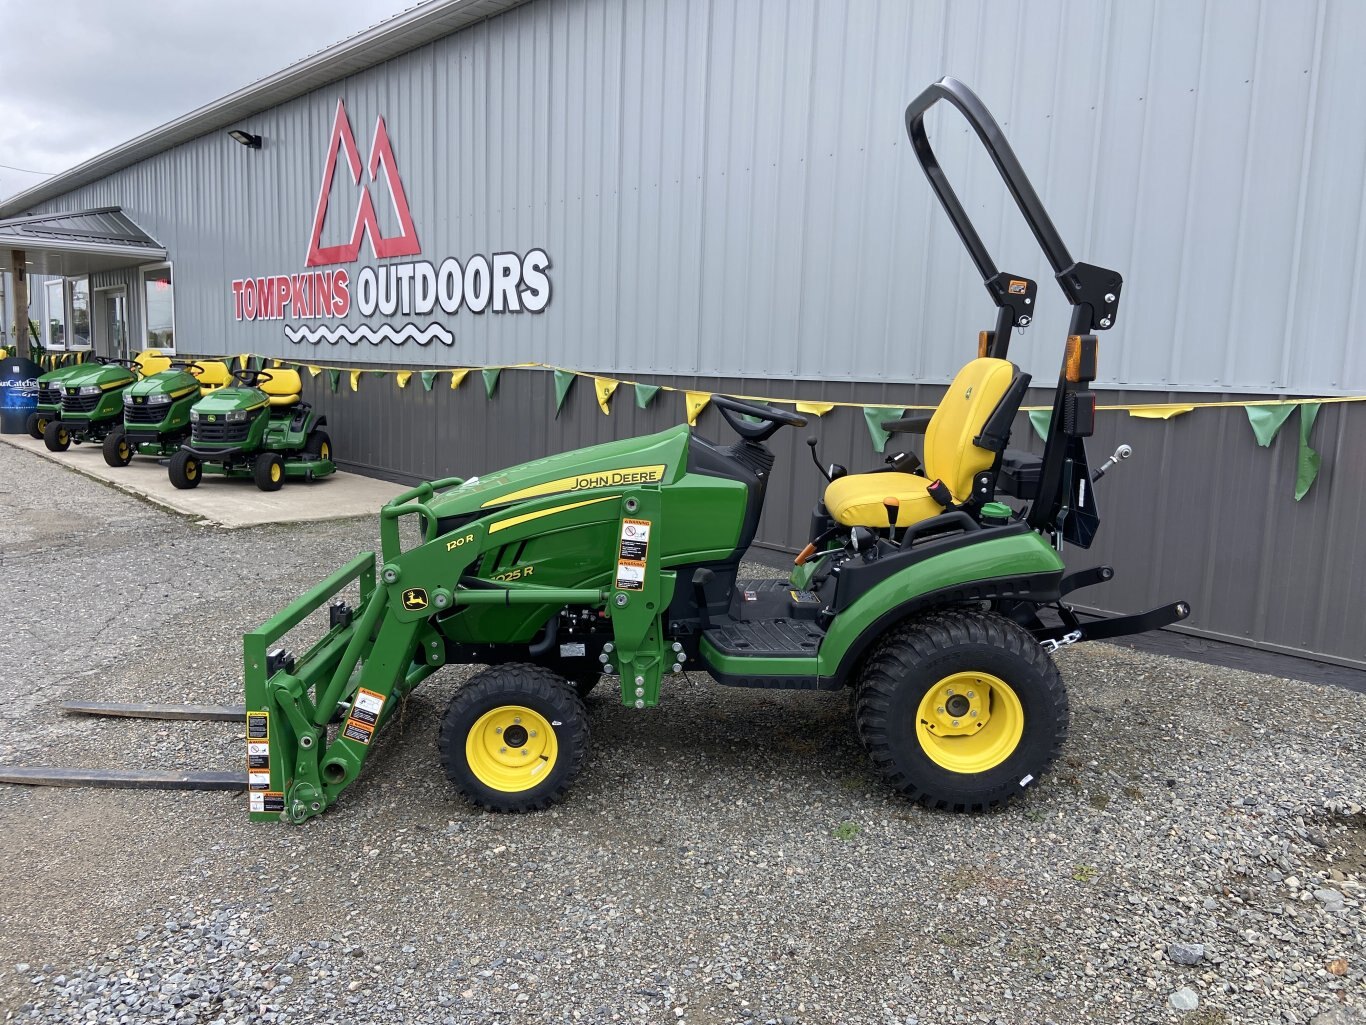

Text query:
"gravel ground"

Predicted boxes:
[[1, 443, 1363, 1025]]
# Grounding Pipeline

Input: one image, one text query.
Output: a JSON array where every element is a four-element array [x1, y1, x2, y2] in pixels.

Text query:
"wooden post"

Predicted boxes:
[[9, 250, 28, 361]]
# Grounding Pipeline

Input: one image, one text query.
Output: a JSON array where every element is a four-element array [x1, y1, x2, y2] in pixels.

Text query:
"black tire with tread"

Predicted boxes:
[[25, 411, 48, 439], [437, 663, 589, 812], [102, 425, 133, 467], [855, 609, 1068, 812], [253, 452, 285, 491], [304, 429, 331, 462], [168, 449, 202, 489], [43, 420, 70, 452]]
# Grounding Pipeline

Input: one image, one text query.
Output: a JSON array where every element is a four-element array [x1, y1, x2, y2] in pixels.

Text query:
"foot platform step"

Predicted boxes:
[[702, 618, 824, 658]]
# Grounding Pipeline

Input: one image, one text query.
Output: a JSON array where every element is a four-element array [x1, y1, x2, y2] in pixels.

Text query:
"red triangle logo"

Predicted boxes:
[[305, 99, 421, 267]]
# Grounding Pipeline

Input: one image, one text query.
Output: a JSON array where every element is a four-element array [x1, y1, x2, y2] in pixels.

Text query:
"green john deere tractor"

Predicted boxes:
[[103, 359, 232, 467], [42, 357, 153, 452], [242, 78, 1189, 825], [169, 367, 335, 492], [27, 361, 94, 439]]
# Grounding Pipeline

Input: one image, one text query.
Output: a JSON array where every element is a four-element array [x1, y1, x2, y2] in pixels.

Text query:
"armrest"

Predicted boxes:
[[882, 412, 933, 434]]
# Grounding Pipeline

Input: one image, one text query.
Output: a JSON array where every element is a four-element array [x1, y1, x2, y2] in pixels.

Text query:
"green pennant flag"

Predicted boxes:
[[554, 369, 576, 415], [419, 371, 437, 392], [1295, 402, 1322, 501], [251, 355, 264, 371], [863, 406, 906, 454], [1028, 410, 1052, 442], [327, 368, 341, 394], [1245, 404, 1296, 447], [482, 367, 501, 398], [634, 383, 661, 409]]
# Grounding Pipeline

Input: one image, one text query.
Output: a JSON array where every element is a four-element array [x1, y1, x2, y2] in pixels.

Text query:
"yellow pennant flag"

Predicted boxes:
[[449, 368, 470, 390], [1127, 404, 1195, 420], [685, 390, 711, 427], [238, 354, 250, 369], [349, 370, 362, 392], [272, 359, 284, 368], [395, 371, 413, 389], [306, 365, 323, 378], [593, 377, 619, 415], [796, 401, 836, 418]]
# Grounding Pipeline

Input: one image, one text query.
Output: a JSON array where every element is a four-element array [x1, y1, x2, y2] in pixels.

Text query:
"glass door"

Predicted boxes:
[[100, 290, 128, 359]]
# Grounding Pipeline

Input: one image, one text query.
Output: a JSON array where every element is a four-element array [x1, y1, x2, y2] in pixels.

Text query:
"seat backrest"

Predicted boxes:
[[923, 357, 1017, 501], [191, 360, 232, 391], [259, 368, 302, 398], [135, 350, 172, 376]]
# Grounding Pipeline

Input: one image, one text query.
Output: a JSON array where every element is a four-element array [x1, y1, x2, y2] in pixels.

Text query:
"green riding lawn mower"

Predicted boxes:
[[102, 358, 233, 467], [168, 367, 335, 492], [39, 352, 172, 452], [2, 79, 1188, 824], [26, 360, 98, 440]]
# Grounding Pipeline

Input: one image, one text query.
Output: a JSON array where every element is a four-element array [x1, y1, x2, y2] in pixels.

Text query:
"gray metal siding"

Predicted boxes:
[[21, 0, 1366, 393]]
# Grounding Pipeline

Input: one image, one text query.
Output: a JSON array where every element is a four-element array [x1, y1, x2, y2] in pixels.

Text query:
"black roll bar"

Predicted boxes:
[[903, 77, 1122, 336]]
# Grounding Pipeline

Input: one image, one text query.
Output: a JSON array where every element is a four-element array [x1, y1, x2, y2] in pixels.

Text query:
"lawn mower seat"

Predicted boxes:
[[260, 369, 302, 407], [190, 360, 232, 393], [823, 357, 1019, 529], [134, 350, 173, 376]]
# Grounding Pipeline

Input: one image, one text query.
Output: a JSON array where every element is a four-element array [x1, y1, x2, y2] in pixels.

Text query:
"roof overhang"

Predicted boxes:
[[0, 0, 532, 219], [1, 207, 167, 276]]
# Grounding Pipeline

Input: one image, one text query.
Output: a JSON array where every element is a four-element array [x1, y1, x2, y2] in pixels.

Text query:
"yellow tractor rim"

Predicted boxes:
[[118, 440, 130, 460], [187, 460, 199, 480], [320, 441, 331, 460], [915, 671, 1024, 774], [58, 429, 68, 445], [466, 705, 558, 792], [270, 462, 282, 482]]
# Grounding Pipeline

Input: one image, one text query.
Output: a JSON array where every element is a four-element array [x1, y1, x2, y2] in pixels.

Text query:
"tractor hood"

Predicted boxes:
[[190, 385, 270, 414], [38, 363, 94, 384], [55, 362, 136, 391], [428, 424, 692, 517], [126, 369, 200, 400]]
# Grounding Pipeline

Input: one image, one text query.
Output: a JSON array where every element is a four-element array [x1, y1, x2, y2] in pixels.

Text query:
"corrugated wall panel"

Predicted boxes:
[[23, 0, 1366, 393]]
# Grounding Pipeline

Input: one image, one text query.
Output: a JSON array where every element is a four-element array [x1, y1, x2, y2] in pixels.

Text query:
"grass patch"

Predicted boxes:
[[831, 821, 861, 841], [1072, 864, 1098, 883], [1088, 791, 1112, 811]]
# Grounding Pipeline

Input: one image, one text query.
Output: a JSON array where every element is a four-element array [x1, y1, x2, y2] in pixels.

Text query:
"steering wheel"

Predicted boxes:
[[231, 368, 274, 388], [710, 394, 807, 442]]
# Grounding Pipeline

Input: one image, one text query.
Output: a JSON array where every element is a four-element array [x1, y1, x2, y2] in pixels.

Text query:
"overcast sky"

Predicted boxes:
[[0, 0, 413, 203]]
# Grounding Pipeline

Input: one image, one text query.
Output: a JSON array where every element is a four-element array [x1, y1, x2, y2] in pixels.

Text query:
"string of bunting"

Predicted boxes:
[[246, 354, 1366, 501]]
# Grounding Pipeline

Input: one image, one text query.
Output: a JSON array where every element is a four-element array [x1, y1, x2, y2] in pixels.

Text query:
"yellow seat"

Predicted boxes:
[[824, 357, 1017, 529], [260, 368, 302, 407], [135, 350, 173, 376], [190, 360, 232, 393]]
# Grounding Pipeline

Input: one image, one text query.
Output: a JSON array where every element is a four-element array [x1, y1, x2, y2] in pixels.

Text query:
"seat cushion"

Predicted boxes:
[[191, 360, 232, 390], [823, 472, 946, 528], [924, 357, 1016, 500], [135, 350, 173, 376], [260, 368, 301, 406]]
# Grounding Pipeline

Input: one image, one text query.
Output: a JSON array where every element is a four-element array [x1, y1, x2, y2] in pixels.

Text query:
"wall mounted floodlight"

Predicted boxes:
[[228, 129, 262, 149]]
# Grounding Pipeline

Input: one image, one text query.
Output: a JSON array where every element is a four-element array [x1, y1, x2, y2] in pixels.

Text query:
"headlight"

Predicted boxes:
[[147, 393, 171, 405], [123, 392, 134, 405], [226, 409, 249, 422], [190, 409, 200, 422], [79, 385, 100, 396]]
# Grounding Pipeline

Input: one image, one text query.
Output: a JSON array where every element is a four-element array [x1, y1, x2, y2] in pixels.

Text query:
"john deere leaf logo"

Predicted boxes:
[[402, 588, 429, 610], [208, 415, 217, 422]]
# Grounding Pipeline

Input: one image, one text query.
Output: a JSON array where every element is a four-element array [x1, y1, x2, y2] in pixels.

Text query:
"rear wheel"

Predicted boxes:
[[25, 411, 49, 439], [856, 609, 1068, 812], [102, 425, 133, 467], [168, 449, 201, 489], [438, 663, 589, 812], [253, 452, 285, 491], [43, 420, 70, 452], [304, 429, 332, 463]]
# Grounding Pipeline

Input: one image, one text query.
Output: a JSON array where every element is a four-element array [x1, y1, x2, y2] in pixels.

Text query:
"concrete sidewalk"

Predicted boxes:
[[0, 432, 404, 528]]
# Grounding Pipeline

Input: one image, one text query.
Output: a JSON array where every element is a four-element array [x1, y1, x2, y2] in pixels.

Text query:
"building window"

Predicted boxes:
[[70, 278, 91, 348], [141, 263, 175, 351], [43, 278, 66, 349]]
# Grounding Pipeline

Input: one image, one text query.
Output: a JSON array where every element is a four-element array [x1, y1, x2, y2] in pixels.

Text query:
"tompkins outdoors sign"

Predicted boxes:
[[229, 98, 551, 348]]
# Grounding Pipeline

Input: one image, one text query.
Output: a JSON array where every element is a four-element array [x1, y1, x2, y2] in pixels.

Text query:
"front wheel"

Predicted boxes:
[[168, 449, 202, 489], [438, 663, 590, 812], [856, 609, 1068, 812], [43, 420, 71, 452], [102, 425, 133, 467], [25, 411, 49, 439], [253, 452, 285, 491], [304, 429, 331, 463]]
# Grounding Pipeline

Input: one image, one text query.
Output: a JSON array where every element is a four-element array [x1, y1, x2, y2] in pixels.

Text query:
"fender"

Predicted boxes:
[[815, 530, 1065, 684]]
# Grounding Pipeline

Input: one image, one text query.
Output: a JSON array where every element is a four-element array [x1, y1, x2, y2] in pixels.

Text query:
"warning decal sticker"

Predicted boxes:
[[247, 741, 269, 770], [248, 770, 271, 792], [616, 519, 650, 591], [246, 711, 269, 741], [343, 719, 375, 745], [349, 688, 385, 728], [250, 791, 285, 813]]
